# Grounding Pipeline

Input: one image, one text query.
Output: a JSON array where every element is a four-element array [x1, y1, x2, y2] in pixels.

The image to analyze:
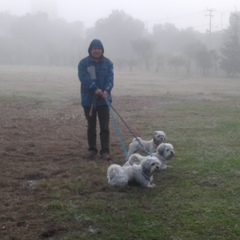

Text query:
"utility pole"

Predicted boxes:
[[205, 8, 215, 33], [205, 9, 215, 49]]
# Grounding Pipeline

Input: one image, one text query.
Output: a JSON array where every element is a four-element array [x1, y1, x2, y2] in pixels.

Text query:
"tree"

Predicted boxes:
[[195, 49, 214, 76], [152, 24, 199, 56], [183, 41, 206, 75], [87, 10, 146, 60], [131, 38, 156, 70], [0, 12, 84, 66], [155, 53, 165, 72], [220, 12, 240, 77], [168, 55, 185, 73]]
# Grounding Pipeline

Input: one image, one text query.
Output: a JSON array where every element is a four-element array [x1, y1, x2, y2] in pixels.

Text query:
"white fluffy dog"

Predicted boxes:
[[125, 143, 175, 170], [127, 130, 166, 159], [107, 156, 162, 188]]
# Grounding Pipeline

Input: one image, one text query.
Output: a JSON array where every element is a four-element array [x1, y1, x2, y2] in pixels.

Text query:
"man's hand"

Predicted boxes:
[[95, 89, 103, 97], [102, 91, 108, 99], [95, 89, 108, 99]]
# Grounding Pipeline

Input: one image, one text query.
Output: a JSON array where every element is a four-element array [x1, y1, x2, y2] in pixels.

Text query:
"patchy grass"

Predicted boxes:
[[0, 65, 240, 239]]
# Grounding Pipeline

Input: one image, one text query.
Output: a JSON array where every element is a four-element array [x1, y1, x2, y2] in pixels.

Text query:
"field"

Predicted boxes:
[[0, 65, 240, 240]]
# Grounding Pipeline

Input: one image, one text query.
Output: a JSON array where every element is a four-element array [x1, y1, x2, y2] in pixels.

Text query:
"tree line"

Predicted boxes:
[[0, 10, 240, 77]]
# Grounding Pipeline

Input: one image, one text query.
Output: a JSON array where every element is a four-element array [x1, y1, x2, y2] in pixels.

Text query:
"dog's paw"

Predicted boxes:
[[148, 183, 156, 188]]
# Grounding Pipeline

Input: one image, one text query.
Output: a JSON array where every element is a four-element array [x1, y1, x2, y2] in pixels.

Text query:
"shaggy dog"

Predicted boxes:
[[107, 156, 162, 188], [127, 130, 166, 159], [125, 143, 175, 169]]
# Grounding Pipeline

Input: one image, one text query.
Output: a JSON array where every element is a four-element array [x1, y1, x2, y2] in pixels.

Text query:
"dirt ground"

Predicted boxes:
[[1, 99, 82, 238], [0, 92, 153, 239]]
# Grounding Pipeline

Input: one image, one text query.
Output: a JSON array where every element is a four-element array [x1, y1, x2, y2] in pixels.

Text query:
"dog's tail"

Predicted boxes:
[[128, 153, 143, 165], [132, 137, 142, 142], [107, 170, 115, 181], [107, 166, 128, 187], [107, 166, 119, 182]]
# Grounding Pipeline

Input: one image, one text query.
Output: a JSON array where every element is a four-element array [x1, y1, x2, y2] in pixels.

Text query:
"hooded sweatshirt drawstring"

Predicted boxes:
[[89, 95, 97, 117]]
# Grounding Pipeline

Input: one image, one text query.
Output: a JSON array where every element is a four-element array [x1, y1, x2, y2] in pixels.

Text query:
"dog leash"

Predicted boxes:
[[106, 100, 128, 158], [105, 98, 151, 159]]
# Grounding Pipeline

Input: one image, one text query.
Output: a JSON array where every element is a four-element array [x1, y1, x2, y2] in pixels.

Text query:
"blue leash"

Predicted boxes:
[[105, 99, 151, 159], [106, 100, 128, 158]]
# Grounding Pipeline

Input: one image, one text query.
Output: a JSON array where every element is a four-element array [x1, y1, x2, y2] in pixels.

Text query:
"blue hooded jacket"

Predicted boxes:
[[78, 39, 114, 107]]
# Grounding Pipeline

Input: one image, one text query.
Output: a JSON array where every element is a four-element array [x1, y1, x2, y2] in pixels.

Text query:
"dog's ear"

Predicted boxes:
[[169, 144, 175, 153], [157, 143, 165, 155], [153, 131, 158, 138], [161, 131, 166, 140]]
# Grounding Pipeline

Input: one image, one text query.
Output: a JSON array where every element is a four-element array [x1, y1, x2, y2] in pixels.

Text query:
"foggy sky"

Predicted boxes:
[[1, 0, 239, 32]]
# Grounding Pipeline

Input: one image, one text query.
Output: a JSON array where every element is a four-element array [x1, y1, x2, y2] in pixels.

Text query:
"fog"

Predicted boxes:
[[0, 0, 240, 77], [1, 0, 239, 31]]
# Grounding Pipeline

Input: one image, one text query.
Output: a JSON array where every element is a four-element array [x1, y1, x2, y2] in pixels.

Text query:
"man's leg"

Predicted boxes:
[[98, 105, 110, 155], [84, 107, 98, 153]]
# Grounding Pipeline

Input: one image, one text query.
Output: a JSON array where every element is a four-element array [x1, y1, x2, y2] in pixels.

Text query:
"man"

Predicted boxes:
[[78, 39, 114, 160]]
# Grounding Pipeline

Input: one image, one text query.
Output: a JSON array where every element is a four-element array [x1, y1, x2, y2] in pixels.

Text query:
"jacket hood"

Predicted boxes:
[[88, 39, 104, 54]]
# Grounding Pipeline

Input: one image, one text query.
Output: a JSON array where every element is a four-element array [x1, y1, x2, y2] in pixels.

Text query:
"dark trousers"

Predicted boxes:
[[84, 105, 110, 154]]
